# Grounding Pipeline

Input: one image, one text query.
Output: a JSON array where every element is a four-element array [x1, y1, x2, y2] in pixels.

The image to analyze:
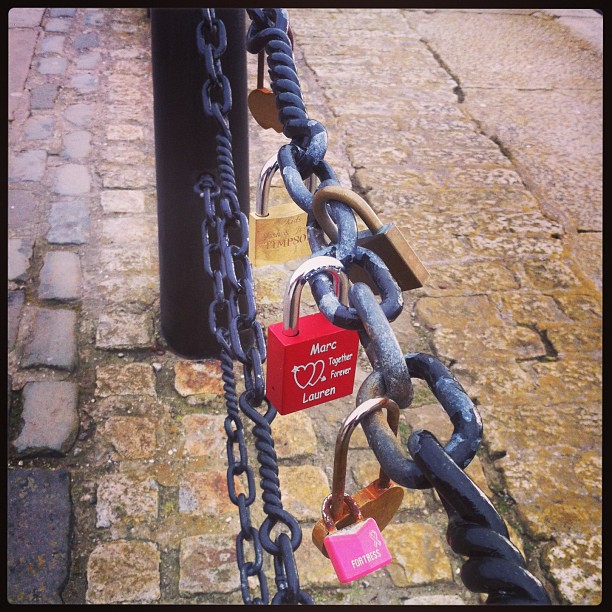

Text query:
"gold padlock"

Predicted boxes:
[[312, 185, 429, 292], [248, 154, 316, 266]]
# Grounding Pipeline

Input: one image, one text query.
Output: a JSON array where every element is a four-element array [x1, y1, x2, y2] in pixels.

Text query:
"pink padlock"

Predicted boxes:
[[317, 397, 400, 583], [322, 493, 392, 583]]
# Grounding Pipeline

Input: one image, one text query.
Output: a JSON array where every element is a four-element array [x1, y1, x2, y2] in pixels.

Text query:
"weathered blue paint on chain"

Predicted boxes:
[[357, 352, 483, 489], [409, 431, 551, 604]]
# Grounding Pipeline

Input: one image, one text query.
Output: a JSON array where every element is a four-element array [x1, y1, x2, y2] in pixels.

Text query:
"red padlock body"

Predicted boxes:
[[266, 312, 359, 415]]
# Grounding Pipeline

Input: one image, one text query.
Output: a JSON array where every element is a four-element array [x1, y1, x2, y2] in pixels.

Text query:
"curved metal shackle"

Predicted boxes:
[[330, 396, 400, 521], [256, 153, 317, 217], [282, 255, 349, 337], [312, 185, 383, 243]]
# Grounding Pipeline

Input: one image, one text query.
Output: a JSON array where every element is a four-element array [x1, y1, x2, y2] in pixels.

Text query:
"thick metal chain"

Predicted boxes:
[[193, 7, 549, 606], [195, 9, 311, 605], [245, 8, 550, 605]]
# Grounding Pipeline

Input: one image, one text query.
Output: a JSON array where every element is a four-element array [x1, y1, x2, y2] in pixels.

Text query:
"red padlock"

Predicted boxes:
[[266, 256, 359, 415]]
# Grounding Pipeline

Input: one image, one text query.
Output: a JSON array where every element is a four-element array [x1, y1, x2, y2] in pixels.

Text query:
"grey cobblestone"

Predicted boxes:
[[62, 130, 92, 160], [21, 308, 78, 370], [40, 36, 65, 54], [23, 115, 55, 140], [47, 199, 90, 244], [9, 150, 47, 182], [8, 190, 39, 233], [8, 290, 25, 350], [53, 163, 90, 195], [38, 251, 82, 301], [64, 102, 95, 127], [74, 31, 99, 49], [12, 381, 79, 456], [84, 10, 106, 26], [49, 8, 77, 18], [29, 83, 59, 109], [44, 17, 71, 33], [69, 73, 99, 93], [8, 238, 33, 281], [76, 51, 102, 70], [37, 55, 67, 75]]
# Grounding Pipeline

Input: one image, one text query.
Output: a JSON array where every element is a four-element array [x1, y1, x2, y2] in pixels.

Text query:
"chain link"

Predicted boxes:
[[195, 9, 310, 605]]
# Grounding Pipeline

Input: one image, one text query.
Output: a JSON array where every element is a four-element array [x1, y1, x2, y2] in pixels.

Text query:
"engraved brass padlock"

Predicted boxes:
[[312, 185, 429, 292], [312, 396, 405, 557], [249, 154, 316, 266]]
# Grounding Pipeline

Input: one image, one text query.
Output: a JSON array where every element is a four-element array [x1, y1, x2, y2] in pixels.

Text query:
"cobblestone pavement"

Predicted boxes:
[[8, 8, 601, 605]]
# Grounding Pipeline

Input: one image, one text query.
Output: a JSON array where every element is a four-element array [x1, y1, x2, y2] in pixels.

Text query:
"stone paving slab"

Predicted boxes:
[[39, 251, 82, 301], [30, 82, 59, 109], [9, 8, 46, 28], [12, 381, 79, 457], [8, 238, 33, 281], [7, 468, 72, 603], [8, 290, 25, 350], [9, 28, 39, 120], [9, 190, 40, 234], [86, 540, 161, 604], [21, 308, 78, 370], [47, 200, 90, 244], [9, 149, 47, 182]]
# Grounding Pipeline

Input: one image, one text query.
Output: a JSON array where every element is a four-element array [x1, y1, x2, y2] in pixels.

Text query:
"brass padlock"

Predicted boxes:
[[312, 185, 429, 292], [312, 397, 405, 557], [249, 154, 316, 266]]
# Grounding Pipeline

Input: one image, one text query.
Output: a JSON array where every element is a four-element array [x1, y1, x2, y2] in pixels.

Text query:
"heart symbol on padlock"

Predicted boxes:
[[292, 360, 325, 389]]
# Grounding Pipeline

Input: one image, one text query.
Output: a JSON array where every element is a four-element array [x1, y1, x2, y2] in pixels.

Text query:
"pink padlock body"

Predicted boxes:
[[266, 312, 359, 415], [323, 517, 392, 583]]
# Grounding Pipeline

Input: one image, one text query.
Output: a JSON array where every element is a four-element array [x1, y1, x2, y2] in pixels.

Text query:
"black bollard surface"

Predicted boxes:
[[151, 9, 249, 359]]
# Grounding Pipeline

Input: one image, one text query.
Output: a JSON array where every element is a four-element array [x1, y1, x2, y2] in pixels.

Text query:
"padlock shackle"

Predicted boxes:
[[256, 153, 317, 217], [312, 185, 383, 242], [321, 493, 363, 533], [282, 255, 349, 337], [330, 396, 400, 521]]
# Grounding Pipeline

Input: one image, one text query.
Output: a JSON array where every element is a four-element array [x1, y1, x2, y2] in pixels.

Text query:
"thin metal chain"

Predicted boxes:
[[195, 9, 311, 605]]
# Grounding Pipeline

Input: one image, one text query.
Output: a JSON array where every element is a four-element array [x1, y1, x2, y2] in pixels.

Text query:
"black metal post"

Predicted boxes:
[[151, 8, 249, 359]]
